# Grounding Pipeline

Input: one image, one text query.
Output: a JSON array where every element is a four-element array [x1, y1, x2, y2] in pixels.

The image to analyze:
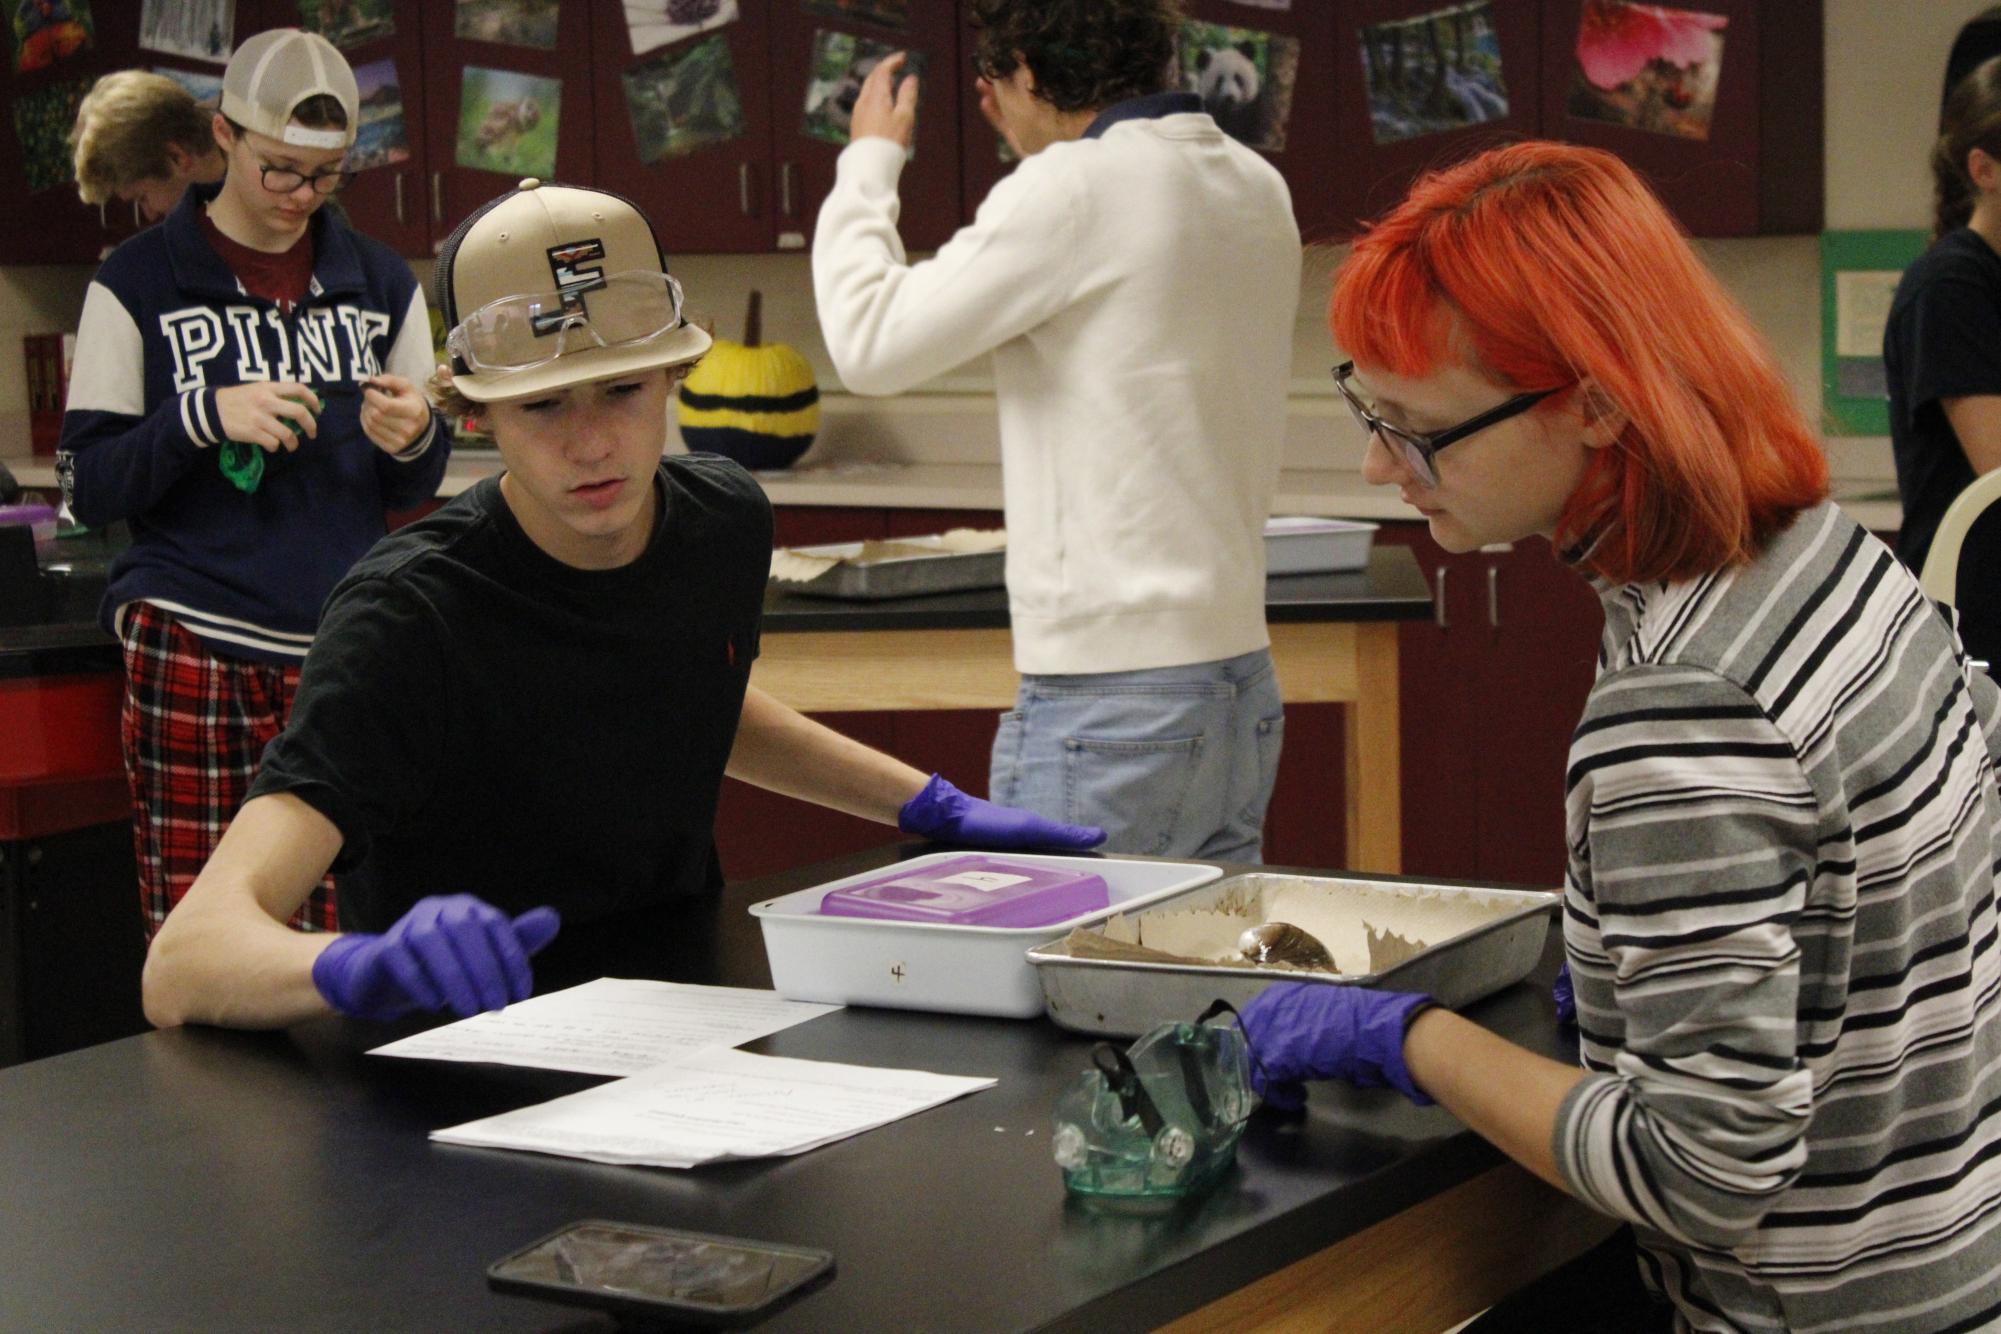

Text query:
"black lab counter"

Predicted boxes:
[[0, 843, 1610, 1333]]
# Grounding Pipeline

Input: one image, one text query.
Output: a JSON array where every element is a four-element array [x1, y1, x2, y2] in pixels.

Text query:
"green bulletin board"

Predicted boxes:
[[1820, 229, 1930, 436]]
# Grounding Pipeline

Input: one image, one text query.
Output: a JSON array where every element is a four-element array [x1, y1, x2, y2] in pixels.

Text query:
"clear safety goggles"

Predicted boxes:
[[446, 270, 687, 375]]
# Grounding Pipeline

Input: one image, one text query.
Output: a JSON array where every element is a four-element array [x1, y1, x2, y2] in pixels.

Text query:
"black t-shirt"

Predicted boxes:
[[1883, 227, 2001, 665], [251, 454, 772, 990]]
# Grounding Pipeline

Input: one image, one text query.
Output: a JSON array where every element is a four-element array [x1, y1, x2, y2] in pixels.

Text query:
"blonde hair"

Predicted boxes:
[[70, 71, 217, 205], [427, 363, 479, 423]]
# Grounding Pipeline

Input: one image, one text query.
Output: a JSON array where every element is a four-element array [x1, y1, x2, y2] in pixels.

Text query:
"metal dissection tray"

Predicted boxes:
[[773, 537, 1005, 600], [1027, 872, 1559, 1038]]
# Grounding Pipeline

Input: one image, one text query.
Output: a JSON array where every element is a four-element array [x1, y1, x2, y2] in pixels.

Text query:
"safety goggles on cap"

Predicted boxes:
[[445, 270, 687, 377]]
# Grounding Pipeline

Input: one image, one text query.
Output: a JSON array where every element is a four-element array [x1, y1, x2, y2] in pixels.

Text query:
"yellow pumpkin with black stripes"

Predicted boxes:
[[676, 290, 820, 470]]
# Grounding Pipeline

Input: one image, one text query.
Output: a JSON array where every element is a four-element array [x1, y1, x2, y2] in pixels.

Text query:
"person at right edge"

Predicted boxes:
[[811, 0, 1302, 861], [1240, 141, 2001, 1332], [1885, 52, 2001, 669]]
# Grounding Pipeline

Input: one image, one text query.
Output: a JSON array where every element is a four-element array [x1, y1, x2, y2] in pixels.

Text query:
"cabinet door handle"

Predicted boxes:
[[739, 162, 754, 215], [780, 162, 796, 217], [1487, 565, 1501, 629], [1434, 565, 1449, 629], [430, 171, 444, 225], [393, 173, 405, 226], [97, 201, 108, 231], [132, 200, 142, 228]]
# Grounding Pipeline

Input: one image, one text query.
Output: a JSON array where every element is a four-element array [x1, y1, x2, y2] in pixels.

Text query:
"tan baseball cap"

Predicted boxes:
[[220, 28, 358, 151], [437, 178, 712, 403]]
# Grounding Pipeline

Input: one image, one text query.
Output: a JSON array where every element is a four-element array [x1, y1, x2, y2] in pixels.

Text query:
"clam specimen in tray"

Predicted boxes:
[[1238, 921, 1337, 971]]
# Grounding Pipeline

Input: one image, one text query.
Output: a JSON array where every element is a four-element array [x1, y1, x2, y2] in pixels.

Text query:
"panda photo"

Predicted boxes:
[[1194, 42, 1264, 144]]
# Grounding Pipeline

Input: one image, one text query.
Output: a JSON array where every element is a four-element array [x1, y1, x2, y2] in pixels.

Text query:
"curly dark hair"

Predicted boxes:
[[970, 0, 1184, 114]]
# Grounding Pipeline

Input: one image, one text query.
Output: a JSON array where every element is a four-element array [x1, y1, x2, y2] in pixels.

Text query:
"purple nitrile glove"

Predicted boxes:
[[1236, 981, 1437, 1111], [897, 773, 1106, 851], [1553, 962, 1577, 1027], [311, 893, 562, 1022]]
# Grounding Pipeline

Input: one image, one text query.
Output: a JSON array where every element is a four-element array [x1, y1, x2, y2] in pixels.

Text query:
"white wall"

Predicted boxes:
[[1, 1, 1990, 478]]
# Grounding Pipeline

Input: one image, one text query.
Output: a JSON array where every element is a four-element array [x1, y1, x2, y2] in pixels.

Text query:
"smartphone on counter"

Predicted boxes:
[[487, 1220, 834, 1327]]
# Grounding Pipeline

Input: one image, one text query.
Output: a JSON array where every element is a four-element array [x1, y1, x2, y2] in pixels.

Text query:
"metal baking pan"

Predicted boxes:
[[1026, 872, 1558, 1038], [774, 538, 1006, 600]]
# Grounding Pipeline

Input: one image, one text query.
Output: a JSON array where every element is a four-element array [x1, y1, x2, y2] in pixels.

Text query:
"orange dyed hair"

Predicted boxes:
[[1331, 141, 1826, 585]]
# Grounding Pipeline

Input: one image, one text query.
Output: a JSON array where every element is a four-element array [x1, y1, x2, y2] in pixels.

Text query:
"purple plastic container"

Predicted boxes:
[[817, 855, 1110, 928]]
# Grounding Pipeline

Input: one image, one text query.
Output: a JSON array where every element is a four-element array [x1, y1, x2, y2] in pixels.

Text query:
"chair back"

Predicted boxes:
[[1919, 469, 2001, 606]]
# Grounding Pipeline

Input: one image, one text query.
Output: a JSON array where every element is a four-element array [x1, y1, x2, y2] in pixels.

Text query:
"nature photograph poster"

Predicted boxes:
[[802, 30, 924, 149], [1361, 2, 1510, 145], [348, 57, 411, 172], [625, 0, 737, 58], [1178, 20, 1300, 153], [452, 0, 559, 50], [154, 66, 224, 105], [456, 66, 561, 178], [140, 0, 233, 64], [622, 32, 744, 163], [1568, 0, 1727, 141], [14, 78, 89, 190], [294, 0, 395, 50], [11, 0, 92, 74]]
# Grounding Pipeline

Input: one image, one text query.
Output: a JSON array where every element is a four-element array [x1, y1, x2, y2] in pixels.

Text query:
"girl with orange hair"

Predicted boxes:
[[1239, 141, 2001, 1331]]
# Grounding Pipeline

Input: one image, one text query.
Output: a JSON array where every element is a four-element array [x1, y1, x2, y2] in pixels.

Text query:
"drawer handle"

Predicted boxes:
[[1434, 565, 1449, 629]]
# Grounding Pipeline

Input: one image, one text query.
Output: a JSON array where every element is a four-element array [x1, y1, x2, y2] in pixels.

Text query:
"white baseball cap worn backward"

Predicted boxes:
[[219, 28, 359, 151]]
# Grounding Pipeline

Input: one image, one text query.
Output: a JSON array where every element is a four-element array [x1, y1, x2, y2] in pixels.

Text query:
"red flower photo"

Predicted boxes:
[[1568, 0, 1727, 141]]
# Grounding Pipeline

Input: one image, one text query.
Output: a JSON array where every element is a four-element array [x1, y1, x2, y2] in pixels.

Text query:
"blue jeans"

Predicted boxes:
[[989, 648, 1284, 862]]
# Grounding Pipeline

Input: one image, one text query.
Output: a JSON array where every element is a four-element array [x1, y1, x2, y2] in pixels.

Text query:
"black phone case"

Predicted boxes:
[[487, 1220, 834, 1329]]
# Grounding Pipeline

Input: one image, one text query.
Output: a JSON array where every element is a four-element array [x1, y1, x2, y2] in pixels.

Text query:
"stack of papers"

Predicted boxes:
[[370, 979, 995, 1170], [431, 1048, 995, 1168], [370, 978, 841, 1077]]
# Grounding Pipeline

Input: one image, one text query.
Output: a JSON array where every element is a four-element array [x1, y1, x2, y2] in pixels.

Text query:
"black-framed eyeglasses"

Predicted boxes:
[[1331, 361, 1561, 487], [254, 162, 351, 196]]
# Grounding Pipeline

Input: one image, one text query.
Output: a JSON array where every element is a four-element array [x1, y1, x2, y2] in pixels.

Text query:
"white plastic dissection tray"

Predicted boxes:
[[1264, 516, 1379, 575], [749, 852, 1223, 1018]]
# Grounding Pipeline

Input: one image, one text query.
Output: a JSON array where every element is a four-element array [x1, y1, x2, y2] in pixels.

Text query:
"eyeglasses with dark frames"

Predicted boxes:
[[1331, 361, 1562, 487], [252, 161, 352, 196]]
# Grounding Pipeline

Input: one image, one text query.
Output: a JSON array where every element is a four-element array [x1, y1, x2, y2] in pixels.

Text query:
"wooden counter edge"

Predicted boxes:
[[1156, 1162, 1617, 1334]]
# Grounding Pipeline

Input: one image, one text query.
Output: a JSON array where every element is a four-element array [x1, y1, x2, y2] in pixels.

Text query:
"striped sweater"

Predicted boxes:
[[1556, 503, 2001, 1333]]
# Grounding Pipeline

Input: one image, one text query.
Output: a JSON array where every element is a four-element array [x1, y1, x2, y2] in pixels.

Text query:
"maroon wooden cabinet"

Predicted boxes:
[[765, 2, 966, 254], [588, 0, 778, 256], [1373, 521, 1602, 887], [1329, 0, 1545, 239], [415, 0, 596, 252], [1537, 0, 1823, 237], [590, 0, 964, 258], [303, 3, 426, 258]]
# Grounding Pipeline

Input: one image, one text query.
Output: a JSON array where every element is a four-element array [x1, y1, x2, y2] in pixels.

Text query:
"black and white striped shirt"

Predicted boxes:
[[1555, 503, 2001, 1333]]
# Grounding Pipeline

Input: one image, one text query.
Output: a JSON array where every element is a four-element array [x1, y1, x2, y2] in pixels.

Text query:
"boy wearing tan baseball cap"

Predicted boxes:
[[142, 180, 1101, 1030], [60, 29, 449, 951]]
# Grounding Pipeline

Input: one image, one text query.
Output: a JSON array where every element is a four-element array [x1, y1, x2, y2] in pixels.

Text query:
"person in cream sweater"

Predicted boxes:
[[812, 0, 1302, 861]]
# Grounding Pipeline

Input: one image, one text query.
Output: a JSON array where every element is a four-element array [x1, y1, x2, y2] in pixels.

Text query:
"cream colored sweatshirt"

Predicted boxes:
[[812, 118, 1301, 675]]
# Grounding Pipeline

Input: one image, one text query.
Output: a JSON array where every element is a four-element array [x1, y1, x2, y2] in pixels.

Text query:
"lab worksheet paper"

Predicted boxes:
[[430, 1047, 997, 1168], [366, 978, 841, 1077]]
